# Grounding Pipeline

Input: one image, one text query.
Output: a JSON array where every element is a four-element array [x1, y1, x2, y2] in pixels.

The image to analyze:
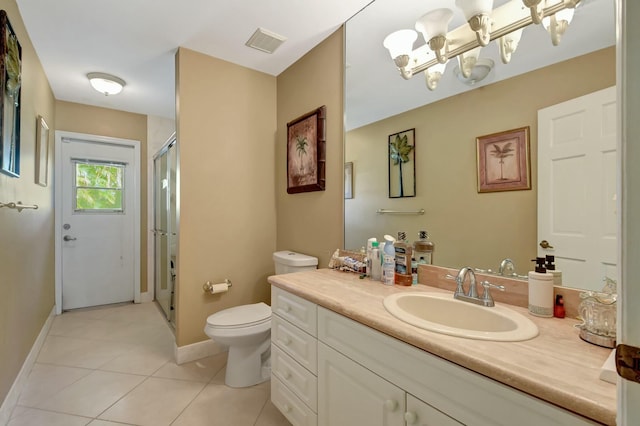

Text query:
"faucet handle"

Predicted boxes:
[[480, 280, 505, 306], [445, 274, 465, 296]]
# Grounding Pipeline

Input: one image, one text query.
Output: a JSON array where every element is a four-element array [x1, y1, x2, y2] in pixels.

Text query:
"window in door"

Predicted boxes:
[[73, 160, 125, 212]]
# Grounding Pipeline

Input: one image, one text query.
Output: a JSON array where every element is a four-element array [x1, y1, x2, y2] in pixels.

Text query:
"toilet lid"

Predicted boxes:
[[206, 302, 271, 328]]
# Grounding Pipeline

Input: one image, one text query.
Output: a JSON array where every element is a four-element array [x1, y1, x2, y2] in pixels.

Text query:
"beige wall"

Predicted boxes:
[[276, 29, 344, 267], [0, 0, 56, 404], [345, 47, 616, 275], [55, 101, 149, 292], [175, 48, 277, 346]]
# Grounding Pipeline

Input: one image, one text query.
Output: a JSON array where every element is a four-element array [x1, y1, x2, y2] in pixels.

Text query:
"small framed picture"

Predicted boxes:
[[476, 126, 531, 193]]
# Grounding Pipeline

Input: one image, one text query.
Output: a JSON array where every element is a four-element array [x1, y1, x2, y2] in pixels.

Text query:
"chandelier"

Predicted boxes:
[[383, 0, 581, 90]]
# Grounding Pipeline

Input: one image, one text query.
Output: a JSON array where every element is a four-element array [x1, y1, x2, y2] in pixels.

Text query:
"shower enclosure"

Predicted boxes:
[[153, 135, 177, 325]]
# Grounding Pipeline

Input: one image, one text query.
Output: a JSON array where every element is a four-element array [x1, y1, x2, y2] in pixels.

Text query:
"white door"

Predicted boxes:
[[59, 134, 139, 310], [537, 86, 617, 291]]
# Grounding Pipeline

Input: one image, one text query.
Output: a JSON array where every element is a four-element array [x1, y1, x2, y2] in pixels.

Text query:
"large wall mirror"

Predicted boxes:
[[344, 0, 616, 291]]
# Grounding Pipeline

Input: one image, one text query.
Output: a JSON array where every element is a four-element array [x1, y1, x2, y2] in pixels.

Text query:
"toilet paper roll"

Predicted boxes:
[[208, 283, 229, 294]]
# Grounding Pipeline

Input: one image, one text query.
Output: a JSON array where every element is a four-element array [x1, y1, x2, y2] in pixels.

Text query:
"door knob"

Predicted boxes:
[[539, 240, 554, 249], [63, 235, 77, 241]]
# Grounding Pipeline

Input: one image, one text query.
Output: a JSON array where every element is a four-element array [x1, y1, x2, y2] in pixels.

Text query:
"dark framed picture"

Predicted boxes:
[[388, 128, 415, 198], [0, 10, 21, 178], [476, 126, 531, 193], [286, 105, 326, 194]]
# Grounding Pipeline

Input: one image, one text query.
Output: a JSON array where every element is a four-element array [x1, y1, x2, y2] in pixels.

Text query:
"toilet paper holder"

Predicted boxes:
[[203, 279, 232, 294]]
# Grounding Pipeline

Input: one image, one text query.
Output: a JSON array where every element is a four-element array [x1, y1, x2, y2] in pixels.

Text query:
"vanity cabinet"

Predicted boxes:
[[271, 287, 318, 426], [271, 286, 598, 426]]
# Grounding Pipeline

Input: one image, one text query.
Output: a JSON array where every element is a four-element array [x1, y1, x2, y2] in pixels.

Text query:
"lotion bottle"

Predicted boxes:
[[545, 255, 562, 286], [528, 257, 554, 317]]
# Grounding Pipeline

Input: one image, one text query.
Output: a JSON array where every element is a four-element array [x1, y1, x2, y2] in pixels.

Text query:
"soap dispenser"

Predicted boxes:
[[544, 255, 562, 286], [528, 257, 554, 317]]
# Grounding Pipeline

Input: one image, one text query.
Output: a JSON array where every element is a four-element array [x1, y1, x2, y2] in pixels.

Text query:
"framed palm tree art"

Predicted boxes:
[[388, 128, 415, 198], [286, 105, 326, 194], [476, 126, 531, 193]]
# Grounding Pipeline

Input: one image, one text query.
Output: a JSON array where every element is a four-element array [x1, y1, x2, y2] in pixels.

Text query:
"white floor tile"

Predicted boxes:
[[32, 370, 145, 418], [37, 335, 136, 369], [98, 377, 205, 426], [255, 400, 292, 426], [171, 382, 269, 426], [17, 363, 93, 407], [8, 406, 91, 426], [98, 344, 172, 376], [87, 420, 137, 425], [152, 352, 227, 383]]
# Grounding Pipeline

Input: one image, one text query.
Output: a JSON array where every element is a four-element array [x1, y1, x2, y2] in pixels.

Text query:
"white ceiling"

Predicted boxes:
[[15, 0, 374, 119]]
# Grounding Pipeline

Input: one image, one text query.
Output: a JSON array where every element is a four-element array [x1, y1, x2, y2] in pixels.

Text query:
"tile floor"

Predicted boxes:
[[7, 302, 291, 426]]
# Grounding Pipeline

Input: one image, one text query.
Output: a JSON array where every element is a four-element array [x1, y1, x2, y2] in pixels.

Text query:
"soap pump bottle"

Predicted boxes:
[[382, 235, 396, 286], [545, 255, 562, 286], [528, 257, 554, 317], [370, 241, 382, 281]]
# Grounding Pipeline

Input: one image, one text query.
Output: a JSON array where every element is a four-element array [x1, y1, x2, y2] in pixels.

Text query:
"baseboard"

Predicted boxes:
[[174, 339, 226, 365], [140, 291, 153, 303], [0, 305, 56, 425]]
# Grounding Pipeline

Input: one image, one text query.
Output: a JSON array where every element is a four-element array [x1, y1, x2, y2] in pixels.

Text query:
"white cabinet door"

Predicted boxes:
[[405, 394, 462, 426], [318, 342, 404, 426]]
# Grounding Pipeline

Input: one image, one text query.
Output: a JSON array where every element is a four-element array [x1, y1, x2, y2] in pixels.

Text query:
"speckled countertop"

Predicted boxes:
[[268, 268, 617, 425]]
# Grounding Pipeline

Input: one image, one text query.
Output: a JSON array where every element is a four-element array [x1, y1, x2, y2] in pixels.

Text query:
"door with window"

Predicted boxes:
[[60, 135, 138, 310]]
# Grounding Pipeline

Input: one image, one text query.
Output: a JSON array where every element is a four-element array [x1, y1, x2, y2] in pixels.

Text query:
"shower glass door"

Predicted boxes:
[[153, 138, 177, 324]]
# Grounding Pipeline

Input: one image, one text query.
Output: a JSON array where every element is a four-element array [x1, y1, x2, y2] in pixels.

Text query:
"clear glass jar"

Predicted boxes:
[[578, 291, 617, 338]]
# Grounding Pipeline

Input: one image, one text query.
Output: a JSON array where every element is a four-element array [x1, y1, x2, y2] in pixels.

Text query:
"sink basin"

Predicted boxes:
[[383, 292, 538, 341]]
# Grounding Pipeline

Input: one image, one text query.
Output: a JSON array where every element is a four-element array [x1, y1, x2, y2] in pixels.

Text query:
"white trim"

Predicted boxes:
[[0, 306, 56, 424], [140, 291, 153, 303], [55, 131, 141, 314], [174, 339, 226, 365]]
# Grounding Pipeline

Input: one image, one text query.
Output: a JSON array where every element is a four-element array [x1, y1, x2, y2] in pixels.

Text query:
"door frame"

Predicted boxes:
[[54, 131, 141, 315]]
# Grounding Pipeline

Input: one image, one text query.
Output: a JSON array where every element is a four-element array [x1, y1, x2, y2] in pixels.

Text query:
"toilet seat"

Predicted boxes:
[[206, 302, 271, 329]]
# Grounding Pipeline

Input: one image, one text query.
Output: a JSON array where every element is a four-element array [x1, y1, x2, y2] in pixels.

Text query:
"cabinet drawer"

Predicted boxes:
[[272, 315, 318, 374], [272, 286, 317, 336], [406, 394, 463, 426], [272, 344, 318, 412], [272, 376, 318, 426]]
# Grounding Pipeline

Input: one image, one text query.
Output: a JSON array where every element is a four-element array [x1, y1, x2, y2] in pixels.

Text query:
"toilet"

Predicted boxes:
[[204, 250, 318, 388]]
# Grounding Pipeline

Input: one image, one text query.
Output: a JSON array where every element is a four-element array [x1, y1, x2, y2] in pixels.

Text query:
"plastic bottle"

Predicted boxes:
[[528, 257, 554, 317], [382, 235, 396, 286], [413, 230, 434, 265], [394, 231, 413, 286], [411, 258, 418, 285], [370, 241, 382, 281]]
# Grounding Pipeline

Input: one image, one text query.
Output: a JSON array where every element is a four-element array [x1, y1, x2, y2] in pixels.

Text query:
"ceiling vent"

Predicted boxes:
[[245, 28, 287, 54]]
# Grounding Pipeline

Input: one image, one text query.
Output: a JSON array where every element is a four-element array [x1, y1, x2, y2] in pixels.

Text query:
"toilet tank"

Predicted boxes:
[[273, 251, 318, 275]]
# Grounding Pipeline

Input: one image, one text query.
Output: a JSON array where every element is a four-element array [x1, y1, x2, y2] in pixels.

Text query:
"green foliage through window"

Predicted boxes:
[[74, 161, 124, 211]]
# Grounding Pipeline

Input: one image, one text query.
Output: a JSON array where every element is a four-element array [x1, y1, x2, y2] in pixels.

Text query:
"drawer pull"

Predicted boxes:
[[283, 403, 292, 413], [283, 370, 292, 379], [384, 399, 398, 412], [404, 411, 418, 424], [282, 336, 292, 345], [283, 304, 292, 313]]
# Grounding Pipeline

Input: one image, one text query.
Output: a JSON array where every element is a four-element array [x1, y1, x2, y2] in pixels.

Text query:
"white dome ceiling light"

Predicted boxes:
[[87, 72, 126, 96]]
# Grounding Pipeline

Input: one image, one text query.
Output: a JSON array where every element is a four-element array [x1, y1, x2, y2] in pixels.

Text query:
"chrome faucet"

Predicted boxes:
[[498, 258, 515, 276], [447, 267, 505, 307]]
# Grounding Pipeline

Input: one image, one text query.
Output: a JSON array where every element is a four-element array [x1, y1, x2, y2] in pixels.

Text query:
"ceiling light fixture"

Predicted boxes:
[[383, 0, 582, 91], [87, 72, 126, 96]]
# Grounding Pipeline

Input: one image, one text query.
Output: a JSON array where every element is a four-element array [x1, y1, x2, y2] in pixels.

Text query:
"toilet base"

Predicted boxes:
[[224, 338, 271, 388]]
